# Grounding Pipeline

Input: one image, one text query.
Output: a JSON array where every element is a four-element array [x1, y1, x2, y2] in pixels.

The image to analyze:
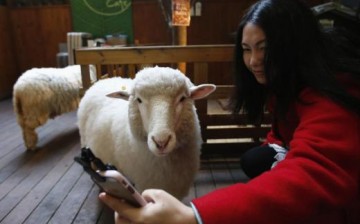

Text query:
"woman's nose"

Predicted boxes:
[[250, 51, 262, 66]]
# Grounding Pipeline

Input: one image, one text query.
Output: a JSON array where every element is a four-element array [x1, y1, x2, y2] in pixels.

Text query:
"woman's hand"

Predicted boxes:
[[99, 189, 197, 224]]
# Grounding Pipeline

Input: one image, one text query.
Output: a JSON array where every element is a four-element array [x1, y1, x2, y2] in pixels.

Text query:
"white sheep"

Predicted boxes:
[[13, 65, 95, 150], [77, 66, 216, 199]]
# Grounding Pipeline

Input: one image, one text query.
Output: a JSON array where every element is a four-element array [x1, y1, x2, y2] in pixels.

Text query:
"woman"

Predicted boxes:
[[99, 0, 360, 223]]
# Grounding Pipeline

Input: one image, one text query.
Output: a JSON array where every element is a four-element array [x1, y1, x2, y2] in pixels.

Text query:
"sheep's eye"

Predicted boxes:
[[179, 96, 186, 102], [136, 98, 142, 103]]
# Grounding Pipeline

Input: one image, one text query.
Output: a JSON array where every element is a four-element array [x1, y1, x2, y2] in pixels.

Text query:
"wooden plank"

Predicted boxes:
[[0, 6, 18, 100], [193, 62, 209, 84], [0, 126, 23, 160], [75, 45, 234, 65], [194, 159, 216, 198], [0, 109, 16, 122], [205, 126, 270, 139], [0, 108, 79, 216], [226, 158, 250, 183], [209, 158, 236, 189], [73, 184, 105, 223], [202, 113, 273, 125], [0, 114, 63, 165], [9, 6, 71, 73], [23, 162, 84, 224], [96, 64, 102, 79], [0, 143, 51, 199], [0, 112, 78, 183], [0, 126, 79, 221], [207, 85, 234, 99], [0, 97, 13, 111], [1, 140, 80, 223], [81, 65, 91, 91], [48, 172, 94, 223], [0, 145, 31, 183], [194, 62, 209, 142], [201, 142, 260, 157]]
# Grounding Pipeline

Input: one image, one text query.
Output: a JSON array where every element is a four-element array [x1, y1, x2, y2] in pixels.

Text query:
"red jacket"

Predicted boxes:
[[192, 88, 360, 224]]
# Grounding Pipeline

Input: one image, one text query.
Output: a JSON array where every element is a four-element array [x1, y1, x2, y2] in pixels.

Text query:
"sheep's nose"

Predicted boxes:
[[152, 135, 171, 151]]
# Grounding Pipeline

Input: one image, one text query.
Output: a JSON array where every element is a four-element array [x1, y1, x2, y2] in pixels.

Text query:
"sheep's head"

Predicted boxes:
[[107, 66, 215, 157]]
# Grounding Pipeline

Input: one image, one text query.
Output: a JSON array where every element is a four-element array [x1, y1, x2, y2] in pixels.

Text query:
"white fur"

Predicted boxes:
[[77, 66, 216, 199], [13, 65, 95, 150]]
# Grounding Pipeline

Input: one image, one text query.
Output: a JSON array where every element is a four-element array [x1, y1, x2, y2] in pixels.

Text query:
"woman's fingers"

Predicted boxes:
[[142, 189, 171, 202], [114, 212, 133, 224], [99, 192, 141, 221], [99, 190, 196, 224], [99, 193, 132, 211]]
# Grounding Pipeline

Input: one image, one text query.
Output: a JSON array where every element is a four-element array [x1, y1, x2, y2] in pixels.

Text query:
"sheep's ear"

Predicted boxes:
[[106, 91, 130, 101], [190, 84, 216, 100]]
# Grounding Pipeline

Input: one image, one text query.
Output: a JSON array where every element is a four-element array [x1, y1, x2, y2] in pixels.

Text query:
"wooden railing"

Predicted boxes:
[[75, 45, 271, 157]]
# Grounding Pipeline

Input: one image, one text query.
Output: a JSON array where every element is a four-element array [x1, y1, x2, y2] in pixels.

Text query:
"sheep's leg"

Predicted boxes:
[[19, 115, 48, 150], [22, 126, 38, 150], [16, 115, 38, 150]]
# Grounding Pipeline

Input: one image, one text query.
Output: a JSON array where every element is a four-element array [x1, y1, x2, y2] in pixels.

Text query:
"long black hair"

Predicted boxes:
[[230, 0, 360, 124]]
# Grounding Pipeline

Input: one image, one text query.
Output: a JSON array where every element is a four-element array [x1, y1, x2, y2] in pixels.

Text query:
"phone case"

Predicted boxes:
[[97, 170, 147, 207], [74, 147, 147, 207]]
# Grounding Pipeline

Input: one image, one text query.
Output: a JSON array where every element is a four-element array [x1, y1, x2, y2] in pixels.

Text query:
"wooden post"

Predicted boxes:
[[172, 0, 190, 74], [177, 26, 187, 74]]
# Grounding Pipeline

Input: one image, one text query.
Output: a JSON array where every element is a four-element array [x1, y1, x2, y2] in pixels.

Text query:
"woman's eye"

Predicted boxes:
[[136, 98, 142, 103], [242, 48, 251, 54]]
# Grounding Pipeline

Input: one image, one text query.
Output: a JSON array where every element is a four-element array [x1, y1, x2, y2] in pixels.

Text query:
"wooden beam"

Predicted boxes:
[[177, 26, 187, 73], [75, 45, 234, 65]]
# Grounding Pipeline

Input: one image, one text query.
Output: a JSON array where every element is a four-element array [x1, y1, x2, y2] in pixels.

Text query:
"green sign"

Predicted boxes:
[[71, 0, 133, 43]]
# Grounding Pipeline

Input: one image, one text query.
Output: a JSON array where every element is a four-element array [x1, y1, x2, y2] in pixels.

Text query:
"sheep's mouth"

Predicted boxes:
[[151, 148, 172, 157], [157, 152, 169, 156]]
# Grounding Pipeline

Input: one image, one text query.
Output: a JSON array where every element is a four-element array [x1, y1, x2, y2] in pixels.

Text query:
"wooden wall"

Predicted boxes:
[[132, 0, 257, 45], [133, 0, 327, 45], [9, 5, 71, 73], [0, 5, 71, 100], [0, 6, 17, 99]]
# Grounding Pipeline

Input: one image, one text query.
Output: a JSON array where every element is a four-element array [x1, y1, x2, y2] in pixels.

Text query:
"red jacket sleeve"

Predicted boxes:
[[192, 89, 360, 224], [263, 128, 283, 146]]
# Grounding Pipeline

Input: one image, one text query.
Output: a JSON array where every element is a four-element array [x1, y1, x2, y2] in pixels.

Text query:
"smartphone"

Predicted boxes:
[[96, 170, 147, 207], [74, 148, 147, 207]]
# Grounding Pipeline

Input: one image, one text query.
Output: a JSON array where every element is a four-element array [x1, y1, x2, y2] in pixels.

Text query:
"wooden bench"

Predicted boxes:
[[74, 45, 271, 158]]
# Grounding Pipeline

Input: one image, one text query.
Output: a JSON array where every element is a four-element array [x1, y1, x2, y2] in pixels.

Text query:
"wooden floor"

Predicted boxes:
[[0, 98, 249, 224]]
